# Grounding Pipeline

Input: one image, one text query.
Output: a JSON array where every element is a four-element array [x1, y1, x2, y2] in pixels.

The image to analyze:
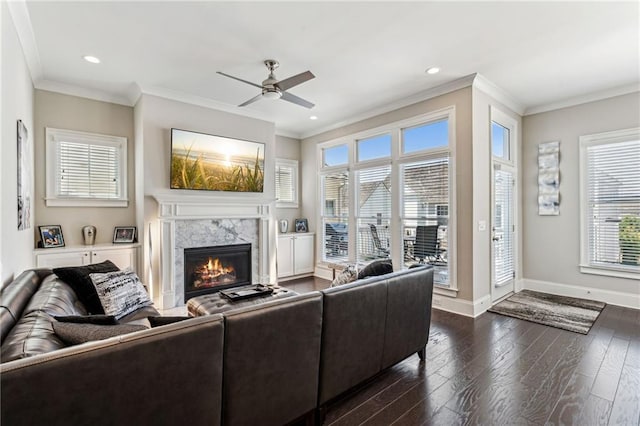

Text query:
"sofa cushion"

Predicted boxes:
[[89, 269, 153, 320], [1, 275, 87, 362], [0, 269, 49, 344], [357, 259, 393, 280], [53, 261, 120, 314], [52, 322, 148, 345]]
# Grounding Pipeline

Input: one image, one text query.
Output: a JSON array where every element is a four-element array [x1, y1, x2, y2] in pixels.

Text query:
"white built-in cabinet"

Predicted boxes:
[[277, 233, 314, 279], [34, 244, 139, 271]]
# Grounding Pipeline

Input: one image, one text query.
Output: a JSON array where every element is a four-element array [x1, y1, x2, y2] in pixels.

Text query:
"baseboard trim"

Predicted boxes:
[[432, 293, 491, 318], [522, 278, 640, 310]]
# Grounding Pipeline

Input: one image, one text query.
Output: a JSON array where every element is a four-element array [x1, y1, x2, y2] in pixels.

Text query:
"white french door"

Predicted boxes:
[[490, 108, 517, 303], [491, 163, 516, 302]]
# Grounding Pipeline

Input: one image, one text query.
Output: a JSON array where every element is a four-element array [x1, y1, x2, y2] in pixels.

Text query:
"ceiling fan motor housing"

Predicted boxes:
[[262, 87, 282, 99]]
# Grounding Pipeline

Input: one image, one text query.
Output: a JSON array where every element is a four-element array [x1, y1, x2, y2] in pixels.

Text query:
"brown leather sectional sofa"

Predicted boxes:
[[0, 266, 433, 426]]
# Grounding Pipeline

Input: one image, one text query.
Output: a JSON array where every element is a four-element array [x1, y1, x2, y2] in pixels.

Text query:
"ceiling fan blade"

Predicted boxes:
[[276, 71, 315, 91], [217, 71, 263, 89], [238, 93, 263, 107], [281, 91, 315, 109]]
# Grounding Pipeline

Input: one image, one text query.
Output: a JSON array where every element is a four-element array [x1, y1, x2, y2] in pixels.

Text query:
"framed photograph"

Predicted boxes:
[[295, 218, 308, 233], [39, 225, 65, 248], [113, 226, 136, 243]]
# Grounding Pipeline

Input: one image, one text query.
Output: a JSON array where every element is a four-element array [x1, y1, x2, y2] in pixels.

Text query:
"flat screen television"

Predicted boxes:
[[170, 128, 265, 193]]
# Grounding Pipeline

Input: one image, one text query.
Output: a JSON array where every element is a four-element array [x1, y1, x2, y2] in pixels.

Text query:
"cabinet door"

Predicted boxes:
[[36, 251, 90, 268], [293, 235, 314, 275], [92, 248, 137, 271], [277, 236, 294, 278]]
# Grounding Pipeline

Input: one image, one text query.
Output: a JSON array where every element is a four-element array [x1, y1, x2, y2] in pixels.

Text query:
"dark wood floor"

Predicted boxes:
[[283, 276, 640, 425]]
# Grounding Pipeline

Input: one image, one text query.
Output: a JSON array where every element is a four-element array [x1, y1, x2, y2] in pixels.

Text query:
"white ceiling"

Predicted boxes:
[[15, 1, 640, 138]]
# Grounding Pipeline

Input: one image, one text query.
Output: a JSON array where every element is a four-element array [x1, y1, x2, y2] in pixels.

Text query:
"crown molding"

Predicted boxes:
[[472, 73, 525, 115], [138, 84, 274, 125], [299, 74, 477, 140], [524, 83, 640, 116], [35, 79, 133, 106], [7, 0, 43, 83]]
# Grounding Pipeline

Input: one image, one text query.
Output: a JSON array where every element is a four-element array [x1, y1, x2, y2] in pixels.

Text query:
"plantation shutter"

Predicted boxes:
[[586, 139, 640, 269], [402, 157, 449, 219], [493, 168, 515, 285], [322, 172, 349, 261], [401, 156, 450, 286], [275, 163, 294, 203], [58, 141, 121, 199], [357, 166, 392, 261]]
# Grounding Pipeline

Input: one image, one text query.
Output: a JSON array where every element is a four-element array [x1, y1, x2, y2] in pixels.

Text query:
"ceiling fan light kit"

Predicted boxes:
[[218, 59, 315, 109]]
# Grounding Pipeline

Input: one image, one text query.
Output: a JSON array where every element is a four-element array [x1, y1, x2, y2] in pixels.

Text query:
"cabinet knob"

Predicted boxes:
[[84, 253, 88, 257]]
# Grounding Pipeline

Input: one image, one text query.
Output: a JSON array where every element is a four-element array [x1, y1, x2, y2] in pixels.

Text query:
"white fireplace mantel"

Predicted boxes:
[[151, 192, 277, 309], [152, 191, 277, 220]]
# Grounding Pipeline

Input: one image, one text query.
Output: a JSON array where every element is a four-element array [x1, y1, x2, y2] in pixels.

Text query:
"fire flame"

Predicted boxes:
[[192, 257, 236, 288]]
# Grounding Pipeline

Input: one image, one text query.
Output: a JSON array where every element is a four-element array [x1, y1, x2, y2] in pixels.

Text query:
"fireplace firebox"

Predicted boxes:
[[184, 243, 252, 301]]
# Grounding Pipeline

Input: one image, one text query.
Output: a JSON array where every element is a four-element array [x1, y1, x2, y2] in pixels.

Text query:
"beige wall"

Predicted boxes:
[[136, 94, 276, 302], [522, 92, 640, 296], [301, 87, 475, 301], [33, 90, 136, 247], [1, 3, 35, 284], [275, 134, 302, 230]]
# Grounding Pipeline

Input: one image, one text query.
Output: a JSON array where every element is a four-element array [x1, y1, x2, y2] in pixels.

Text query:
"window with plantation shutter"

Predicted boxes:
[[580, 127, 640, 278], [317, 108, 455, 288], [357, 165, 392, 262], [275, 159, 298, 207], [46, 128, 128, 207], [401, 156, 450, 286], [321, 171, 349, 262]]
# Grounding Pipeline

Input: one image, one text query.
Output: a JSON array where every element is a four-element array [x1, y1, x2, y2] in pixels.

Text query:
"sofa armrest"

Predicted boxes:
[[1, 314, 224, 426], [381, 266, 434, 369], [0, 269, 52, 344]]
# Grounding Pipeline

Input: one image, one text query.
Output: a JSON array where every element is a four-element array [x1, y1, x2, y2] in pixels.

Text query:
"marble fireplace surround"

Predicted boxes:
[[152, 193, 275, 309]]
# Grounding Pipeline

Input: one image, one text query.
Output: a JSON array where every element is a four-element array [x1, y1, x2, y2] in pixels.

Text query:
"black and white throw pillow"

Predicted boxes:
[[330, 265, 358, 287], [89, 268, 153, 320]]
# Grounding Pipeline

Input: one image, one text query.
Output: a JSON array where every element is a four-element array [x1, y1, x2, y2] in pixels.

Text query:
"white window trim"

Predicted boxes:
[[45, 127, 128, 207], [317, 106, 457, 291], [275, 158, 299, 208], [579, 126, 640, 280]]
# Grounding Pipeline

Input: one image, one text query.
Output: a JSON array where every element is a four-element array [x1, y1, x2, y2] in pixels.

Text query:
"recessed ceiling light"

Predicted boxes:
[[83, 55, 101, 64], [426, 67, 440, 75], [310, 116, 318, 120]]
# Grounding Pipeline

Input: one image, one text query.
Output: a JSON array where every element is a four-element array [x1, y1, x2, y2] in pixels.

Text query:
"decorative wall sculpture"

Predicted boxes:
[[538, 141, 560, 215]]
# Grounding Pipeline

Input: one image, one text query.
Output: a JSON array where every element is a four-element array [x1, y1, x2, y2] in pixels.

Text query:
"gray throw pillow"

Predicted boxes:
[[52, 322, 147, 345], [357, 259, 393, 280], [89, 268, 153, 320], [54, 315, 117, 325]]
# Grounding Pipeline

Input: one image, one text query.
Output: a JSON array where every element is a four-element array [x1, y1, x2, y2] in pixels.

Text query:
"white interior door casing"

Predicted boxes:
[[490, 107, 518, 303]]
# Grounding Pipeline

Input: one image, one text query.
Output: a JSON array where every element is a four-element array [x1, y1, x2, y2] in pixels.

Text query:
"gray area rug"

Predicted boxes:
[[488, 290, 606, 334]]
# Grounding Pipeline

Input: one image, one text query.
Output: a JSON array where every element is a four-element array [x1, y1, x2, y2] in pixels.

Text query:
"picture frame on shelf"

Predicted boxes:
[[295, 218, 308, 233], [39, 225, 65, 248], [113, 226, 136, 244]]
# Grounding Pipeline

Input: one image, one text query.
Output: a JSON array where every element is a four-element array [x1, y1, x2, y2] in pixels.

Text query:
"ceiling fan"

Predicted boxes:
[[217, 60, 315, 109]]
